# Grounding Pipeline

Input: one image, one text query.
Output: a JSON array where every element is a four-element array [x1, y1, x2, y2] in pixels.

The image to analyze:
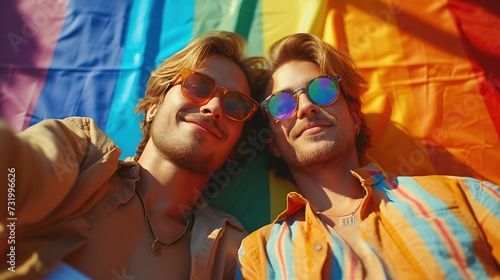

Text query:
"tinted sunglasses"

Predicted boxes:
[[179, 68, 258, 122], [261, 76, 341, 121]]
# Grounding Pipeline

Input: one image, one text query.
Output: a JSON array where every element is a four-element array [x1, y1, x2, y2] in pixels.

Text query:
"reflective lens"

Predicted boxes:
[[261, 76, 340, 121], [267, 92, 297, 120], [308, 77, 338, 104], [180, 69, 258, 121]]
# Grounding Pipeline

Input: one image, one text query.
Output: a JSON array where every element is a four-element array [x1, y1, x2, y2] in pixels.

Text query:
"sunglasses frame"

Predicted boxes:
[[260, 75, 341, 121], [179, 68, 259, 122]]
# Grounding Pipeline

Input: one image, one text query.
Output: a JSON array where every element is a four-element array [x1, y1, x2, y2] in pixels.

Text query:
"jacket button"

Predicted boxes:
[[314, 245, 322, 251]]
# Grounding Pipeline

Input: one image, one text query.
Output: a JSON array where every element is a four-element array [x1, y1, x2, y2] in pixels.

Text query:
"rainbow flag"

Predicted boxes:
[[1, 0, 499, 232]]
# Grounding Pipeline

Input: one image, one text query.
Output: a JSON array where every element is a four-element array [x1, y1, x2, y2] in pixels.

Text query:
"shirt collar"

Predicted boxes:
[[350, 162, 388, 187], [274, 163, 388, 222], [113, 157, 141, 202]]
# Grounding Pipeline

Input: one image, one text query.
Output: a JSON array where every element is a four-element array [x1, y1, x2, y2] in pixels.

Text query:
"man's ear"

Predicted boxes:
[[350, 109, 361, 135], [146, 102, 159, 121]]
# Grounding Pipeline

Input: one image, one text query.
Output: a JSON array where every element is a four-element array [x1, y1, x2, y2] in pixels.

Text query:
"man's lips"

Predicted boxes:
[[183, 117, 224, 139], [295, 120, 332, 137]]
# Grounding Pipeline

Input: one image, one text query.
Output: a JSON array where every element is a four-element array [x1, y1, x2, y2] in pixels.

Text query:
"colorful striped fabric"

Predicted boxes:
[[237, 164, 500, 279], [0, 0, 499, 232]]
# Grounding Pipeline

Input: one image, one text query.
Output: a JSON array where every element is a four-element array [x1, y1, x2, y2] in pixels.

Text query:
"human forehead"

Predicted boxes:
[[270, 60, 321, 94], [194, 55, 251, 96]]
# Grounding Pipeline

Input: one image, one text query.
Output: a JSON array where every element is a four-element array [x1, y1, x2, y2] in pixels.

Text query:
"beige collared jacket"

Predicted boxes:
[[0, 117, 246, 280]]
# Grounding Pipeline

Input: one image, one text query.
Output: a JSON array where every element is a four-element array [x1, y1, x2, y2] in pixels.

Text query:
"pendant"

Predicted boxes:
[[152, 240, 162, 256], [338, 214, 355, 227]]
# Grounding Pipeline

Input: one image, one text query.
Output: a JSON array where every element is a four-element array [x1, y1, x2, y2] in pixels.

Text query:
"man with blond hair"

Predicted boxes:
[[0, 31, 266, 279], [237, 33, 500, 279]]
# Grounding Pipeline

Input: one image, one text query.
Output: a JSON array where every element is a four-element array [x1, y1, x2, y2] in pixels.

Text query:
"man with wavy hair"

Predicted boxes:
[[237, 33, 500, 279], [0, 31, 266, 279]]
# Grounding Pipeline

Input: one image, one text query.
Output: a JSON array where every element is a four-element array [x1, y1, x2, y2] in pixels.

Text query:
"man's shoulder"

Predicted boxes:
[[32, 116, 97, 130], [240, 222, 274, 249], [193, 203, 245, 231], [393, 173, 485, 187], [244, 200, 306, 242], [358, 162, 493, 189], [62, 117, 109, 139], [21, 116, 112, 145]]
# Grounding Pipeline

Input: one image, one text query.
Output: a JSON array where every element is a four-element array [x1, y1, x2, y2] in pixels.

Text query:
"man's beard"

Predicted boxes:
[[281, 128, 357, 170], [150, 126, 229, 175], [293, 138, 356, 169]]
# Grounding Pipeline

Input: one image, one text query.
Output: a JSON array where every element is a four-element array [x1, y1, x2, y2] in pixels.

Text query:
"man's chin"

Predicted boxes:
[[292, 145, 354, 167], [175, 154, 228, 175]]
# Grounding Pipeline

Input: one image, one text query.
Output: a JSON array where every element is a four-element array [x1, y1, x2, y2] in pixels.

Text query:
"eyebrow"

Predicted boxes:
[[273, 83, 304, 95]]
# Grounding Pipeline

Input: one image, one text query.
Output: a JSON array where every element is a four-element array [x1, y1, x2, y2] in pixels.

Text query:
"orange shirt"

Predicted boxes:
[[237, 164, 500, 279]]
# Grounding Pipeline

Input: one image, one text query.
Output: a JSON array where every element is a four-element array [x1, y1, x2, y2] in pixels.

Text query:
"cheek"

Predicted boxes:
[[268, 119, 289, 134], [270, 124, 282, 135], [269, 120, 294, 137], [164, 88, 191, 110], [324, 97, 352, 118], [227, 123, 244, 141], [269, 121, 290, 143]]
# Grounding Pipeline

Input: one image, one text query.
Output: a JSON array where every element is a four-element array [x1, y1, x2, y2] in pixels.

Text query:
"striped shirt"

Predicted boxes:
[[237, 163, 500, 279]]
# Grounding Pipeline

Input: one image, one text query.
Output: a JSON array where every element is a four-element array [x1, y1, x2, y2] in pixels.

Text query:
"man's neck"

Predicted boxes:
[[291, 157, 364, 214], [136, 155, 209, 224]]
